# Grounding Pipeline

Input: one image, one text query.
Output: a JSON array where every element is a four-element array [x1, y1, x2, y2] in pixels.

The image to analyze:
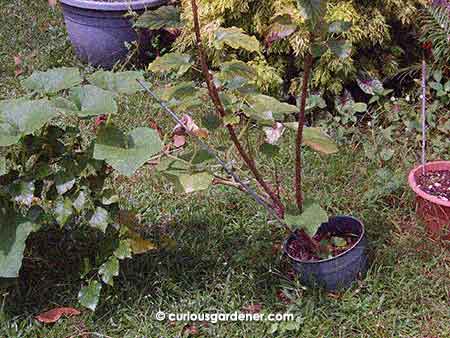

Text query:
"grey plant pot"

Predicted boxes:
[[60, 0, 168, 69]]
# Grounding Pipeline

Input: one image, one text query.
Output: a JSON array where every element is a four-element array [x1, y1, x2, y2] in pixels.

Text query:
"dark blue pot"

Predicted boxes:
[[283, 216, 368, 291], [60, 0, 167, 68]]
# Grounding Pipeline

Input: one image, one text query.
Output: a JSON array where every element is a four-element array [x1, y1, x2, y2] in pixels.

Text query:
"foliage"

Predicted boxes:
[[420, 0, 450, 71], [0, 68, 161, 311], [138, 0, 348, 249], [168, 0, 424, 96]]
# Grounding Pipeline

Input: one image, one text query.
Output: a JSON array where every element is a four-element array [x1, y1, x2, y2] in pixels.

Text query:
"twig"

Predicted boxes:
[[189, 0, 285, 217], [421, 59, 427, 174], [137, 80, 290, 230], [295, 48, 314, 212]]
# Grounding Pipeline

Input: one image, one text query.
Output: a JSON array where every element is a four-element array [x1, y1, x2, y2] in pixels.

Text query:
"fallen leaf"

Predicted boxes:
[[183, 324, 199, 336], [173, 134, 186, 148], [242, 303, 262, 314], [36, 307, 80, 323], [14, 55, 23, 77]]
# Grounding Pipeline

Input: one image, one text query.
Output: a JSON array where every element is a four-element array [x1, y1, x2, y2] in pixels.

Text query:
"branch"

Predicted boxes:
[[295, 47, 314, 212], [190, 0, 285, 217]]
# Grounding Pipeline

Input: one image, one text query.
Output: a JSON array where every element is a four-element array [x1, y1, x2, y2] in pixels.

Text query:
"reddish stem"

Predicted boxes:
[[190, 0, 284, 217], [295, 51, 314, 212]]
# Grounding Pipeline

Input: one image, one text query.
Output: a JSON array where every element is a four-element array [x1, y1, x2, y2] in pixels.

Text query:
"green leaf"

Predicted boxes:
[[171, 172, 214, 194], [328, 40, 352, 59], [433, 70, 443, 83], [260, 143, 280, 157], [101, 189, 119, 205], [265, 14, 297, 46], [0, 210, 35, 278], [218, 61, 256, 85], [353, 102, 367, 113], [0, 156, 6, 176], [69, 85, 118, 117], [223, 114, 240, 126], [296, 0, 326, 22], [114, 240, 132, 260], [22, 67, 82, 94], [328, 21, 352, 33], [78, 280, 102, 311], [54, 198, 73, 226], [332, 236, 347, 247], [444, 80, 450, 92], [430, 81, 443, 92], [135, 5, 181, 29], [160, 82, 197, 101], [54, 172, 76, 195], [94, 126, 163, 177], [284, 125, 338, 154], [244, 94, 297, 120], [0, 99, 58, 146], [285, 203, 328, 236], [73, 190, 88, 212], [88, 71, 145, 95], [99, 256, 119, 286], [311, 42, 328, 58], [214, 27, 260, 52], [89, 207, 109, 233], [148, 53, 193, 77], [9, 180, 35, 206]]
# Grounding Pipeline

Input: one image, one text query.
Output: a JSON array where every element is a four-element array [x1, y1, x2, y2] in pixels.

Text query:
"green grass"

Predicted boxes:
[[0, 1, 449, 337]]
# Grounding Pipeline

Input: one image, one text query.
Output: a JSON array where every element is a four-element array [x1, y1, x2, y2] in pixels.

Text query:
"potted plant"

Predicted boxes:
[[408, 1, 450, 238], [133, 0, 368, 291], [59, 0, 170, 68]]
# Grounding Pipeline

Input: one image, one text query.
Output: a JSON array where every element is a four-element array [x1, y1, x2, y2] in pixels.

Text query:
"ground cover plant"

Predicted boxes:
[[0, 0, 449, 337]]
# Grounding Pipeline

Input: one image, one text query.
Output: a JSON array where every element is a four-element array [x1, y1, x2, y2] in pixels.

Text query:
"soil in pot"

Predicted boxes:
[[287, 229, 359, 262], [416, 170, 450, 202]]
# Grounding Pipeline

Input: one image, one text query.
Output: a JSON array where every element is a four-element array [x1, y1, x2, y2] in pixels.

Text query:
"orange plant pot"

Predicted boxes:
[[408, 161, 450, 238]]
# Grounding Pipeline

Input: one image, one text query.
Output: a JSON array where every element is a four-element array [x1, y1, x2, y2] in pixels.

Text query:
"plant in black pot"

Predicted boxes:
[[58, 0, 173, 68], [124, 0, 368, 291]]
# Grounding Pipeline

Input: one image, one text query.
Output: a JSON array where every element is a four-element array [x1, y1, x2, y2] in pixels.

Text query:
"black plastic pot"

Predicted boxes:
[[283, 216, 368, 291], [59, 0, 168, 68]]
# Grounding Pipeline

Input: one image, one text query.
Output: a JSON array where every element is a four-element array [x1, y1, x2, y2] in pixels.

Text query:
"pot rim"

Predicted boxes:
[[59, 0, 168, 11], [283, 215, 366, 264], [408, 160, 450, 208]]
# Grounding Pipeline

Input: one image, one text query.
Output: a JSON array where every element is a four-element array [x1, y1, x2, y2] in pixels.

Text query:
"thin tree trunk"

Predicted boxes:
[[190, 0, 284, 216], [295, 52, 314, 212]]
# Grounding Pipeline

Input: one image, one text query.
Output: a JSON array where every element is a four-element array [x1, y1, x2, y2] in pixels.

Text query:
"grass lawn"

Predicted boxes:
[[0, 1, 449, 337]]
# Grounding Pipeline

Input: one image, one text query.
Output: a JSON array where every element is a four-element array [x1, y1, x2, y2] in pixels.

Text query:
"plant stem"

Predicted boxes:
[[421, 59, 427, 175], [295, 50, 314, 212], [190, 0, 285, 217]]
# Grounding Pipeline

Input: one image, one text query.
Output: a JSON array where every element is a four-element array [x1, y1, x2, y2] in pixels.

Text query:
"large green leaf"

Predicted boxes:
[[0, 99, 58, 146], [173, 172, 213, 194], [296, 0, 326, 22], [69, 85, 118, 117], [54, 198, 73, 227], [218, 61, 256, 82], [148, 53, 193, 77], [89, 207, 109, 233], [78, 280, 102, 311], [135, 5, 181, 29], [94, 126, 163, 177], [285, 124, 338, 154], [285, 203, 328, 236], [0, 156, 6, 176], [0, 210, 35, 278], [265, 14, 298, 46], [244, 95, 297, 121], [214, 27, 260, 52], [22, 67, 82, 94], [99, 256, 119, 286], [8, 180, 35, 206], [114, 240, 132, 260], [88, 71, 145, 95], [160, 82, 197, 101], [328, 39, 352, 59]]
